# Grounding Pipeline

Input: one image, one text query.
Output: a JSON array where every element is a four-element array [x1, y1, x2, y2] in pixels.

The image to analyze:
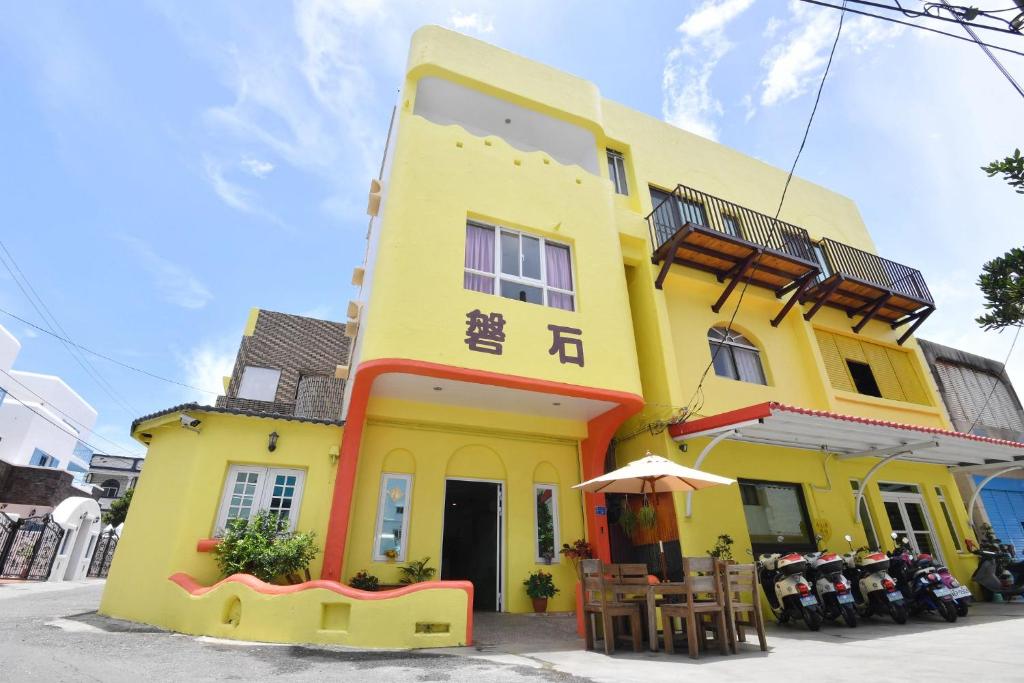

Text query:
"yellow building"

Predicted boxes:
[[101, 26, 1024, 648]]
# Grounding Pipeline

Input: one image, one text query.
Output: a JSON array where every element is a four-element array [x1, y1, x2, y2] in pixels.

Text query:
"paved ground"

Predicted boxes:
[[3, 580, 1024, 681]]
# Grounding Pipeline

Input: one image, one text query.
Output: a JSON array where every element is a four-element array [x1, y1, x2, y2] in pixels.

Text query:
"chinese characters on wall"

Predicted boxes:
[[464, 309, 584, 367]]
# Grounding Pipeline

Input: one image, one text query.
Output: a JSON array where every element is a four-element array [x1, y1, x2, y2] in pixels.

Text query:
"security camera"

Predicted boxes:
[[180, 413, 201, 429]]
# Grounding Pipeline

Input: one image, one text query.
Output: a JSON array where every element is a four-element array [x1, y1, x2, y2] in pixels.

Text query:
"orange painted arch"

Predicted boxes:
[[320, 357, 645, 582]]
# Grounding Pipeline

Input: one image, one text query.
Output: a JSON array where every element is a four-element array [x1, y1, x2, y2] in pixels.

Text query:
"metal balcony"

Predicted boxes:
[[647, 184, 821, 327]]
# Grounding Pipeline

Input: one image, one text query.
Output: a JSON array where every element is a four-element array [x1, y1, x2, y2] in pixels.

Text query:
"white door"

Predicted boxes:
[[882, 489, 941, 561]]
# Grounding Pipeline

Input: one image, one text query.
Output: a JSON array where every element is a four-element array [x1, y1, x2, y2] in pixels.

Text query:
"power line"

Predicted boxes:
[[939, 0, 1024, 98], [0, 367, 144, 458], [0, 380, 134, 464], [0, 240, 140, 416], [840, 0, 1024, 35], [0, 305, 219, 396], [799, 0, 1024, 57], [965, 324, 1022, 434], [682, 2, 849, 418]]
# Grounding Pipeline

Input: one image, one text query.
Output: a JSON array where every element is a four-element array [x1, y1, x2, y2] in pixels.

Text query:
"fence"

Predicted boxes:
[[0, 512, 65, 581]]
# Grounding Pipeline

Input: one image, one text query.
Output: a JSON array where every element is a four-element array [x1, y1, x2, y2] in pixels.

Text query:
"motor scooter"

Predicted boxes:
[[757, 550, 824, 631], [927, 555, 971, 616], [841, 533, 907, 624], [971, 544, 1024, 601], [805, 550, 857, 627], [889, 535, 957, 623]]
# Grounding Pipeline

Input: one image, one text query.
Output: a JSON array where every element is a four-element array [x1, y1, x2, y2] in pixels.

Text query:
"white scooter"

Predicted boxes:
[[841, 534, 908, 624], [805, 550, 858, 627], [757, 551, 824, 631]]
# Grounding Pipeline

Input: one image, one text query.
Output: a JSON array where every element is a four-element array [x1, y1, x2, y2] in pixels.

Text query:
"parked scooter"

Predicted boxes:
[[971, 543, 1024, 600], [929, 556, 972, 617], [841, 534, 907, 624], [889, 534, 957, 623], [757, 549, 824, 631], [805, 550, 858, 627]]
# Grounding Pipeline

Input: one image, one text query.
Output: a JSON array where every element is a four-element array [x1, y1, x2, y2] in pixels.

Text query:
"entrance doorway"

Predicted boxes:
[[881, 483, 941, 560], [441, 479, 503, 611]]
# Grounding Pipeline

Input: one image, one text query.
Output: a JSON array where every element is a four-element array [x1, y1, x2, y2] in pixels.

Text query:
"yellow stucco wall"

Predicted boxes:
[[345, 398, 587, 613], [100, 412, 342, 628]]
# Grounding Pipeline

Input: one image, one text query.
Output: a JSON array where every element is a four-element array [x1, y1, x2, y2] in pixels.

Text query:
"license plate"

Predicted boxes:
[[837, 593, 855, 604], [950, 586, 972, 599], [886, 591, 904, 602], [932, 587, 951, 598], [800, 595, 818, 607]]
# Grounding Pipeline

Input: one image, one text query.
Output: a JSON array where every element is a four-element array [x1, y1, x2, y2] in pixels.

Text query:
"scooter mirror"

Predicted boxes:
[[901, 536, 909, 545], [891, 531, 898, 539], [815, 534, 823, 541], [844, 534, 853, 542], [777, 535, 785, 543]]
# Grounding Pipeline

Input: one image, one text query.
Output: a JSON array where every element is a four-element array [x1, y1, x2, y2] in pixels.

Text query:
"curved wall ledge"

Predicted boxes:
[[167, 572, 473, 649]]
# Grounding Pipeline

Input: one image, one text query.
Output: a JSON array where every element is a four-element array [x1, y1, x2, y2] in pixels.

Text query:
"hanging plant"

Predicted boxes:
[[637, 497, 657, 530], [617, 498, 638, 537]]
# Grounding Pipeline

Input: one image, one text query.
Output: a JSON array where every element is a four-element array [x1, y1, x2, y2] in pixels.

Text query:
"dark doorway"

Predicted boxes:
[[441, 479, 502, 611]]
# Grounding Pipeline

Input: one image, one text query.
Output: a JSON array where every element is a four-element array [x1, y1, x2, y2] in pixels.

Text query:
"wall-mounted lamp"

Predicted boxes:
[[268, 431, 279, 452], [328, 446, 340, 465]]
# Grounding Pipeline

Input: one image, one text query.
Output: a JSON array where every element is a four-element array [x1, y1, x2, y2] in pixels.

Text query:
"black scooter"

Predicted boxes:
[[889, 535, 957, 623]]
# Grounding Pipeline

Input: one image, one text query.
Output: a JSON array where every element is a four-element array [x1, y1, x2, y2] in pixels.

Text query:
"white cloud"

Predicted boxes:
[[662, 0, 755, 141], [241, 156, 274, 178], [121, 236, 213, 310], [763, 16, 781, 38], [180, 337, 236, 403], [760, 3, 904, 106], [202, 154, 256, 212], [449, 11, 495, 35]]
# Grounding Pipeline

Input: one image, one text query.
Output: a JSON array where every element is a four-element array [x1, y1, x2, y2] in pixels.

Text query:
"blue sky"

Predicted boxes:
[[1, 1, 1021, 458]]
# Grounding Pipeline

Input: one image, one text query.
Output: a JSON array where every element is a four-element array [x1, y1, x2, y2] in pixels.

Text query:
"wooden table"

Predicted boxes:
[[611, 581, 688, 652]]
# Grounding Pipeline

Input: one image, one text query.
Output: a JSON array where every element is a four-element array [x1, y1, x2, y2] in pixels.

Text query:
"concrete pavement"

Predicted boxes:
[[3, 580, 1024, 681]]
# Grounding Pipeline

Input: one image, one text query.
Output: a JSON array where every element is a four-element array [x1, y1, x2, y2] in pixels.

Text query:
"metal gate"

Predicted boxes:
[[0, 514, 65, 581], [87, 529, 119, 578]]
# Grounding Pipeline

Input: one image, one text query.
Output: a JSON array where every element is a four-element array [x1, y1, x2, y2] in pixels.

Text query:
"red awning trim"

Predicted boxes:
[[668, 402, 1024, 466]]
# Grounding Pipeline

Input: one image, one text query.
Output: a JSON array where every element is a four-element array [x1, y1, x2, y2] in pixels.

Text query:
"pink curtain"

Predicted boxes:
[[464, 224, 495, 293], [545, 243, 574, 311]]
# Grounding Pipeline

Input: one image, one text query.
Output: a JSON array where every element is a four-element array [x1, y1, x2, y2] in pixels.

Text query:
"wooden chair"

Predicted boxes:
[[612, 563, 653, 645], [661, 557, 729, 658], [580, 559, 643, 655], [720, 561, 768, 653]]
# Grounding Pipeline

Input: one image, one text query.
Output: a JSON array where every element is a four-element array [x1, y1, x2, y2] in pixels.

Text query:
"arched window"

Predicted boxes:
[[101, 479, 120, 499], [708, 327, 767, 385]]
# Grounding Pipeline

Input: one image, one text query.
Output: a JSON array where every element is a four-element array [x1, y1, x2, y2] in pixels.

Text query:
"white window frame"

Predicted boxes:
[[607, 149, 628, 195], [533, 483, 561, 564], [879, 481, 943, 562], [850, 479, 880, 550], [708, 327, 767, 385], [237, 366, 282, 402], [934, 486, 963, 552], [213, 465, 306, 535], [373, 473, 413, 562], [464, 222, 576, 312]]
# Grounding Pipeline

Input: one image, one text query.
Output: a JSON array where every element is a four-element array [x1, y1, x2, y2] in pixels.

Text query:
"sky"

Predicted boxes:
[[0, 0, 1021, 459]]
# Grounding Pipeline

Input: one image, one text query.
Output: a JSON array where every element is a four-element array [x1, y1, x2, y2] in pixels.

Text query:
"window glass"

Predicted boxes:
[[267, 473, 299, 522], [607, 149, 628, 195], [722, 215, 741, 237], [812, 243, 832, 279], [850, 480, 880, 550], [937, 498, 963, 552], [708, 327, 767, 385], [375, 474, 412, 561], [465, 222, 576, 311], [237, 366, 281, 402], [740, 480, 815, 552], [521, 235, 541, 280], [847, 360, 882, 397], [101, 479, 120, 498], [535, 485, 559, 563], [227, 470, 261, 522], [215, 466, 305, 534], [679, 198, 707, 227]]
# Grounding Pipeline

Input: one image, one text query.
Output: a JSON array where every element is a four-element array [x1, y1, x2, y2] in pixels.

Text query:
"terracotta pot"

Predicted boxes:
[[531, 597, 548, 613]]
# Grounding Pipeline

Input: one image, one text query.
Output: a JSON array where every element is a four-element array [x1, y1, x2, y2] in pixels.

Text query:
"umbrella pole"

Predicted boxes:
[[651, 484, 668, 581]]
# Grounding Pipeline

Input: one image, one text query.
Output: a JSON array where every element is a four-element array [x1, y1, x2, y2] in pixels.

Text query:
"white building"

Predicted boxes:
[[87, 454, 144, 510], [0, 324, 98, 480]]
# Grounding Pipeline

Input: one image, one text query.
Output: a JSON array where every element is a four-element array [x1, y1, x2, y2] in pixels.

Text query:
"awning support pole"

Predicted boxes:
[[852, 451, 908, 523], [684, 429, 736, 518], [967, 465, 1024, 531]]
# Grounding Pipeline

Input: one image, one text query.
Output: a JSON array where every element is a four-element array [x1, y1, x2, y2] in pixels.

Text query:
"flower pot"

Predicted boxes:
[[531, 597, 548, 613]]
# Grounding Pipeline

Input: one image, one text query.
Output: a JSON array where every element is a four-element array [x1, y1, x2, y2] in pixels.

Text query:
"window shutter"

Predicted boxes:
[[863, 343, 905, 402], [815, 330, 855, 392], [883, 347, 929, 405], [935, 362, 1024, 432]]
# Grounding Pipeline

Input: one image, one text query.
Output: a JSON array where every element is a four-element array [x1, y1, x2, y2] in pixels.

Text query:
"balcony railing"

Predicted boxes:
[[817, 238, 933, 306], [647, 184, 818, 265]]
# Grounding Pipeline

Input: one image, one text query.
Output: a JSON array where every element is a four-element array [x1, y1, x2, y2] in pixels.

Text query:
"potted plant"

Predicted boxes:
[[349, 570, 379, 591], [559, 539, 594, 576], [523, 570, 559, 613], [398, 557, 436, 584], [706, 533, 735, 561]]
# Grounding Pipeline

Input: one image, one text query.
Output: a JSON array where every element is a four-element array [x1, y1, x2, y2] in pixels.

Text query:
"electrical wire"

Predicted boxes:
[[681, 2, 849, 419], [0, 305, 219, 396], [939, 0, 1024, 98], [838, 0, 1024, 34], [0, 240, 141, 416], [965, 323, 1022, 434], [798, 0, 1024, 57], [0, 367, 145, 458]]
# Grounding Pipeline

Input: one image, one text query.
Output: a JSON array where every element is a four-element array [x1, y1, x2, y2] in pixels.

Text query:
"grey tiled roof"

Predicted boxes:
[[130, 402, 344, 435]]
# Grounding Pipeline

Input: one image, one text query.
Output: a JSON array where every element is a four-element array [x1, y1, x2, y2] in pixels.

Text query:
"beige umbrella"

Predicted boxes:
[[574, 452, 735, 578]]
